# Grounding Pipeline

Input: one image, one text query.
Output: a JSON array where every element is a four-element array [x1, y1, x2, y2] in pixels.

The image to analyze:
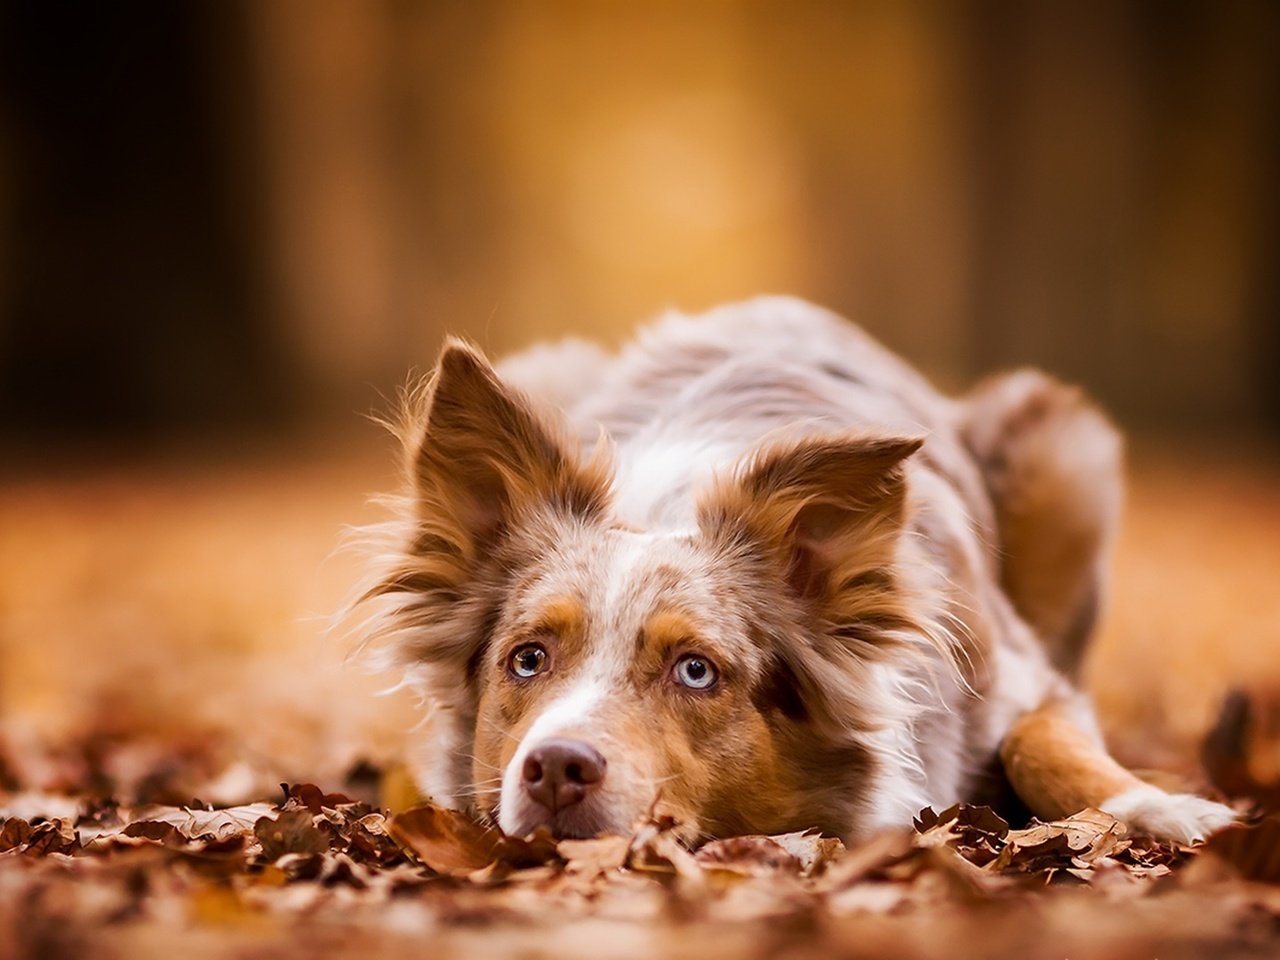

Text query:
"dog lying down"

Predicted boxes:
[[353, 296, 1235, 845]]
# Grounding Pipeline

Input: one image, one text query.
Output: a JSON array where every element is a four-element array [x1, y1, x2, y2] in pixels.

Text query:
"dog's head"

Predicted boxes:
[[362, 341, 934, 841]]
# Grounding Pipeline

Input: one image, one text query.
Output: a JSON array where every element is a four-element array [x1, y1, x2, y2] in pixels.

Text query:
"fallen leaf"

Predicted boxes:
[[626, 817, 707, 894], [280, 782, 355, 815], [133, 802, 278, 841], [20, 818, 79, 857], [0, 817, 34, 852], [387, 804, 504, 876], [694, 836, 803, 876], [341, 812, 406, 867], [558, 834, 631, 875], [992, 810, 1127, 878], [255, 808, 330, 861], [916, 803, 1009, 866], [770, 831, 846, 875], [121, 820, 187, 847], [817, 828, 917, 891]]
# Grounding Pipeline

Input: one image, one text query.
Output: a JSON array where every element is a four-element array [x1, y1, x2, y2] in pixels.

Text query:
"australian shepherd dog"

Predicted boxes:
[[352, 296, 1234, 845]]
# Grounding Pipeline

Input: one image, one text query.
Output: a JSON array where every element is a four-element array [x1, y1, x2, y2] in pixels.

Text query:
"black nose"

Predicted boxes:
[[522, 737, 607, 813]]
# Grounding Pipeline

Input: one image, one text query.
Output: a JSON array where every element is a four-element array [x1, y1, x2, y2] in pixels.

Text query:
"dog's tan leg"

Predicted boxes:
[[1000, 700, 1236, 843]]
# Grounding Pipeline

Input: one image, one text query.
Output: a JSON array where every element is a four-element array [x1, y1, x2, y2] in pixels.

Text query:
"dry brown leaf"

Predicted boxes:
[[120, 819, 187, 847], [16, 818, 79, 857], [280, 783, 356, 815], [915, 803, 1009, 866], [770, 831, 846, 875], [694, 835, 803, 876], [255, 809, 330, 861], [817, 828, 917, 891], [0, 817, 34, 853], [133, 802, 277, 840], [387, 804, 500, 876], [990, 810, 1127, 879], [558, 834, 631, 875], [625, 816, 706, 894], [341, 812, 405, 867]]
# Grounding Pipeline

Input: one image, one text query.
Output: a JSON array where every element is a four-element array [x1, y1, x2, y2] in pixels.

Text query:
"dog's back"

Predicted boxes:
[[508, 295, 1119, 676]]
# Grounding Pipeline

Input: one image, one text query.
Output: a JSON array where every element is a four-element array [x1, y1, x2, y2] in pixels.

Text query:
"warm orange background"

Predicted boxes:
[[1, 4, 1277, 794]]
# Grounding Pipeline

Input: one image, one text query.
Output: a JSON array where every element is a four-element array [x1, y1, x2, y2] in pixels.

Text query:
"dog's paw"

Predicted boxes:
[[1101, 784, 1237, 844]]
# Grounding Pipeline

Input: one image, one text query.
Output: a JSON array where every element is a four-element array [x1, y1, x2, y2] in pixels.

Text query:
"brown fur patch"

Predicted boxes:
[[522, 596, 585, 642], [999, 700, 1141, 820], [641, 609, 699, 655]]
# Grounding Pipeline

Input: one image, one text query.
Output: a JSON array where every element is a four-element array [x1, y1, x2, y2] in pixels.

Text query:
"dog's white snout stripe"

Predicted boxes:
[[497, 535, 650, 833], [498, 679, 606, 833]]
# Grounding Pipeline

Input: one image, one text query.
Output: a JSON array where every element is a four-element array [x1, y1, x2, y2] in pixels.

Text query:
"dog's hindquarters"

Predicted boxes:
[[959, 370, 1124, 680]]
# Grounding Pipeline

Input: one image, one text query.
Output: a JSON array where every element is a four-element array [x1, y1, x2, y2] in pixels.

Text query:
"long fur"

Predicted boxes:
[[338, 296, 1233, 844]]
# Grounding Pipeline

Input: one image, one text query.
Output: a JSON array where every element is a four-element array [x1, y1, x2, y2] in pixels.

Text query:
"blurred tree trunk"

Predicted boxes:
[[0, 2, 289, 444], [963, 0, 1279, 433]]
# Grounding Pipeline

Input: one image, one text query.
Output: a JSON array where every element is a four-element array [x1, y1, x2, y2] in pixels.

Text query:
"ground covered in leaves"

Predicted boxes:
[[3, 444, 1279, 959], [4, 737, 1280, 960]]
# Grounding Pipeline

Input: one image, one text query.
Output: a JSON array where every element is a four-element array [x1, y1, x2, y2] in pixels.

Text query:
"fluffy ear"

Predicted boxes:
[[352, 340, 611, 805], [410, 338, 612, 563], [364, 339, 610, 672], [698, 433, 923, 625]]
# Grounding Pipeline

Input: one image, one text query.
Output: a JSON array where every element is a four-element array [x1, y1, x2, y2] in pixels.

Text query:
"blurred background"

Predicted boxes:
[[0, 3, 1277, 803]]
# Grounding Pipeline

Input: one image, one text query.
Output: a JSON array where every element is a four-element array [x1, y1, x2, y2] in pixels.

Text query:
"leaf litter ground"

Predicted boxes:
[[5, 741, 1280, 960]]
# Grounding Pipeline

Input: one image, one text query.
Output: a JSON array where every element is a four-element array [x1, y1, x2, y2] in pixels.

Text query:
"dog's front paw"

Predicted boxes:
[[1101, 784, 1237, 844]]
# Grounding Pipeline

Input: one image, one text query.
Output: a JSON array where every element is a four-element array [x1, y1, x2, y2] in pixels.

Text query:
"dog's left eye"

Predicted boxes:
[[673, 654, 718, 690], [509, 644, 549, 679]]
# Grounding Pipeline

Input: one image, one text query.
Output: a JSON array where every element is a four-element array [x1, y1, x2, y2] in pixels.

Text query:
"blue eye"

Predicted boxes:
[[674, 654, 718, 690], [509, 644, 548, 679]]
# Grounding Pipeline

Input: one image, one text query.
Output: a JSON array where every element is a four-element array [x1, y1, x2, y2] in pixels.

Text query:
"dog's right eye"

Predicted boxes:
[[508, 644, 549, 679]]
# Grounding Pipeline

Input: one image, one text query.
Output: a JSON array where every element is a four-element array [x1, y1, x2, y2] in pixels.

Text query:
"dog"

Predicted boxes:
[[352, 296, 1236, 845]]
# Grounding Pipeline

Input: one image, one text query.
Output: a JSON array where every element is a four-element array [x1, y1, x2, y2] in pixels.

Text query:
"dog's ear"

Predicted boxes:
[[698, 433, 926, 740], [698, 433, 923, 616], [411, 338, 610, 560], [362, 339, 610, 677], [354, 341, 611, 806]]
